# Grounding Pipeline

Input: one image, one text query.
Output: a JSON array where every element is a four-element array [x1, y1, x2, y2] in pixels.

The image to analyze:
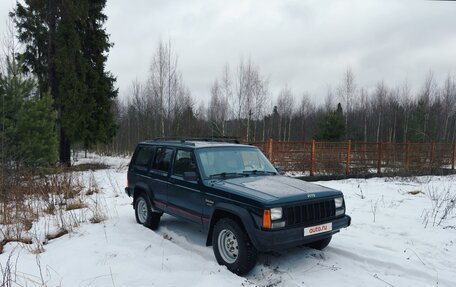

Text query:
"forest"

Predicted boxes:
[[108, 40, 456, 154], [1, 1, 456, 166]]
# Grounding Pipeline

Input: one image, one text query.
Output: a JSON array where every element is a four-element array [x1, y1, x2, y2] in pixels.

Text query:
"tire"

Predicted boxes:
[[135, 193, 160, 230], [212, 218, 258, 275], [306, 236, 332, 250]]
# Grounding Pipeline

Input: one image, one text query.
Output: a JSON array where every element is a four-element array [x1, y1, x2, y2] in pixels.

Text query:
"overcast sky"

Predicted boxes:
[[1, 0, 456, 105]]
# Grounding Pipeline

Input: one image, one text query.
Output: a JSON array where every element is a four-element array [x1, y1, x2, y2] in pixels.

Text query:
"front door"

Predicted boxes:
[[167, 149, 204, 225]]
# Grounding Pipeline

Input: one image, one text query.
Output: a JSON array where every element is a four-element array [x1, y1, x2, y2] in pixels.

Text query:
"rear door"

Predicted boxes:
[[148, 146, 174, 209], [167, 149, 205, 225], [129, 145, 155, 190]]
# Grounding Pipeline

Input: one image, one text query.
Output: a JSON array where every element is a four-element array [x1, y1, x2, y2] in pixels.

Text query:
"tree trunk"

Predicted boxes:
[[59, 124, 71, 167], [262, 118, 265, 142], [48, 0, 68, 165], [452, 117, 456, 141], [253, 118, 257, 142], [345, 113, 348, 140], [247, 110, 251, 142], [376, 113, 381, 142], [392, 112, 397, 142], [278, 116, 282, 141], [423, 113, 428, 142], [403, 114, 408, 143], [443, 116, 449, 141], [288, 117, 292, 141]]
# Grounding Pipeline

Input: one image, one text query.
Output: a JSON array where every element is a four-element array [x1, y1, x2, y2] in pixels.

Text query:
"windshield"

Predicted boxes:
[[196, 147, 277, 179]]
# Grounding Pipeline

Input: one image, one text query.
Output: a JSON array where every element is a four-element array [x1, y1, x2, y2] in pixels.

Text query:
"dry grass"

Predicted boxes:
[[65, 201, 87, 211], [0, 167, 108, 255], [45, 228, 69, 241], [407, 190, 424, 195], [85, 188, 99, 196], [89, 214, 107, 224], [65, 163, 109, 172], [0, 237, 33, 255], [43, 203, 56, 215], [85, 173, 100, 196], [422, 185, 456, 227]]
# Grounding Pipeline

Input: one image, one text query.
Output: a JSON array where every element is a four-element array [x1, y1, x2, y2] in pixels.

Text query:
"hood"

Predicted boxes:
[[210, 175, 341, 205]]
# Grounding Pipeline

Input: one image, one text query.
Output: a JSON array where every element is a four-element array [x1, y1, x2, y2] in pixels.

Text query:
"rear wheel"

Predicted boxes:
[[306, 236, 332, 250], [212, 218, 258, 275], [135, 194, 161, 230]]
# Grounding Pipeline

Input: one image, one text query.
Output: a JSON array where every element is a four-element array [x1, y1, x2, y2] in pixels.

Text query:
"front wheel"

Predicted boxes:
[[135, 194, 161, 230], [212, 218, 258, 275], [306, 236, 332, 250]]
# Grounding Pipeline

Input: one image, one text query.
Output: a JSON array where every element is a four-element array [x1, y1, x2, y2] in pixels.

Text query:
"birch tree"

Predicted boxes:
[[276, 87, 295, 141], [441, 75, 456, 141], [338, 67, 356, 139]]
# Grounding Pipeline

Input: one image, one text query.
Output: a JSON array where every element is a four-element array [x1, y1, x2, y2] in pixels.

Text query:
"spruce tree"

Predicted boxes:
[[315, 104, 346, 141], [17, 93, 58, 167], [0, 56, 33, 166], [11, 0, 117, 166], [0, 57, 57, 167], [80, 0, 117, 149]]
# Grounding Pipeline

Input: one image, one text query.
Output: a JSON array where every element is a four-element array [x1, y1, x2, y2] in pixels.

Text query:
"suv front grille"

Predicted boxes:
[[285, 200, 335, 227]]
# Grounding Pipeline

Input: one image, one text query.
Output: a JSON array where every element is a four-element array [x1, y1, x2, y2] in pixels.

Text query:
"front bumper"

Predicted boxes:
[[252, 215, 351, 252]]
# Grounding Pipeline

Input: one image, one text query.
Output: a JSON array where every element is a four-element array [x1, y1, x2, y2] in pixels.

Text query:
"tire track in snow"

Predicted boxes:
[[328, 246, 449, 286]]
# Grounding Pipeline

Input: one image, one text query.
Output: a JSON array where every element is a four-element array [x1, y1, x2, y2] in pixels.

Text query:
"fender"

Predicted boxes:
[[133, 182, 157, 209], [206, 202, 261, 250]]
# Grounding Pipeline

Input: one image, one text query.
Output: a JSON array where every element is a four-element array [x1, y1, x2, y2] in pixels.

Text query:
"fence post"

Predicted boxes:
[[267, 138, 274, 162], [310, 140, 316, 176], [452, 141, 455, 170], [377, 142, 382, 175], [346, 140, 351, 175]]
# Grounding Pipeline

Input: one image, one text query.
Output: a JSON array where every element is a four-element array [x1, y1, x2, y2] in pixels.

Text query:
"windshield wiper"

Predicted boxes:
[[242, 170, 277, 175], [209, 172, 248, 179]]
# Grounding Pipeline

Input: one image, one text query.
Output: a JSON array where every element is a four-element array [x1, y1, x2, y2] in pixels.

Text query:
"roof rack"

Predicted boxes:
[[152, 137, 241, 144]]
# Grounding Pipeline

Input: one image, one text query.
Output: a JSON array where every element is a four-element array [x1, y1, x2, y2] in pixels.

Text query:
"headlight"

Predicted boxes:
[[334, 197, 344, 209], [270, 207, 282, 220]]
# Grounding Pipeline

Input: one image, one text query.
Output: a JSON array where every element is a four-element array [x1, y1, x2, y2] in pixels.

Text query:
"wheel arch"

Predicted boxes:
[[206, 203, 260, 250], [132, 182, 153, 209]]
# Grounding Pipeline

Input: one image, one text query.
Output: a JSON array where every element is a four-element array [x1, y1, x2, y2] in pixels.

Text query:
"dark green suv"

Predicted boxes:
[[125, 139, 351, 274]]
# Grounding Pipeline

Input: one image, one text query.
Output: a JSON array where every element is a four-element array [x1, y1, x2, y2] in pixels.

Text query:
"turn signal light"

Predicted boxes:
[[262, 210, 271, 229]]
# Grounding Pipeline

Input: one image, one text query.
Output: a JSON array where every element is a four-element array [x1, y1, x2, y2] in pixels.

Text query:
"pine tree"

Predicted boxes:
[[11, 0, 117, 166], [0, 56, 33, 166], [17, 93, 58, 167], [0, 57, 57, 167], [315, 104, 346, 141], [80, 0, 117, 149]]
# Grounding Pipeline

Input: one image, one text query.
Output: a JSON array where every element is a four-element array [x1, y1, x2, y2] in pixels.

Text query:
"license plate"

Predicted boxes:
[[304, 222, 332, 237]]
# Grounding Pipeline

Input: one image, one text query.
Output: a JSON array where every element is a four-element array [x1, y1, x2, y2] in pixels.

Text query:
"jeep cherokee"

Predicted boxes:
[[125, 139, 351, 274]]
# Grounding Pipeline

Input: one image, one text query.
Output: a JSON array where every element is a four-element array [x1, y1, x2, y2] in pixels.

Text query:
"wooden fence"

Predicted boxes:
[[251, 140, 456, 176]]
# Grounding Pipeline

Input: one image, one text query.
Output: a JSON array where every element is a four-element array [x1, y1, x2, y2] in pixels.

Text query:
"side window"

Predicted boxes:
[[133, 146, 154, 168], [173, 150, 197, 178], [152, 147, 173, 173]]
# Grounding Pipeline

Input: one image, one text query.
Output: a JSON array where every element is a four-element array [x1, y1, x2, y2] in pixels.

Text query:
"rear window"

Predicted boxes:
[[152, 147, 173, 173], [133, 146, 154, 167]]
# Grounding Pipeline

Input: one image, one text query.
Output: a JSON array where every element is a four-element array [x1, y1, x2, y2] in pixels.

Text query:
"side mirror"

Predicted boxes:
[[183, 171, 198, 182]]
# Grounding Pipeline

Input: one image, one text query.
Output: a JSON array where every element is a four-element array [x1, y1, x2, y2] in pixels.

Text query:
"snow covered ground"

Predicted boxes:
[[1, 155, 455, 286]]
